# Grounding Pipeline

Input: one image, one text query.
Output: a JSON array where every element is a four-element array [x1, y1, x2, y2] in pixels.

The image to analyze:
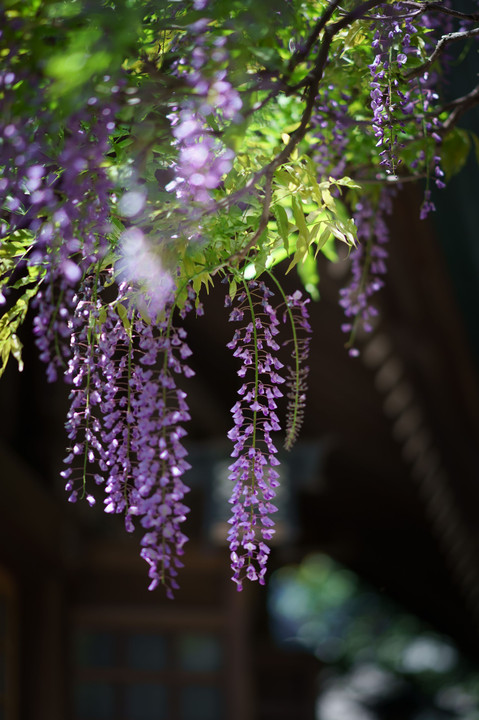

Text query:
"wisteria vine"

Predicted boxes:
[[1, 0, 478, 595]]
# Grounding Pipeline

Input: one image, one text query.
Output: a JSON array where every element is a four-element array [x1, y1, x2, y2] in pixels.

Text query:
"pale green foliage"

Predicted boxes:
[[0, 232, 40, 377]]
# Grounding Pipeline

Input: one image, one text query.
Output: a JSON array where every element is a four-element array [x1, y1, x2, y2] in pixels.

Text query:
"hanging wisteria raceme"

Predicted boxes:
[[62, 272, 195, 597], [339, 2, 453, 356], [339, 189, 394, 356], [30, 94, 119, 382], [225, 280, 285, 590], [0, 27, 117, 281], [411, 3, 456, 219], [127, 306, 194, 597], [0, 21, 121, 380], [368, 6, 416, 177], [373, 6, 437, 175], [63, 277, 139, 511], [311, 85, 351, 180], [280, 290, 312, 451], [62, 273, 105, 506], [0, 35, 46, 242], [368, 4, 445, 205]]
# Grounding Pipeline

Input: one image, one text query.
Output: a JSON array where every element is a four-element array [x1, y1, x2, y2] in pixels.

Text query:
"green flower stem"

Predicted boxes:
[[242, 280, 259, 550], [81, 265, 101, 498], [124, 308, 135, 503], [267, 271, 301, 451], [242, 279, 259, 453]]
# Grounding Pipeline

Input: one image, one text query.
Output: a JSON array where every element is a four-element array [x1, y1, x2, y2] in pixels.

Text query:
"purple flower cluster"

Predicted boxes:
[[62, 275, 104, 506], [0, 36, 46, 241], [29, 96, 118, 381], [0, 16, 120, 382], [225, 281, 284, 590], [128, 314, 193, 597], [400, 20, 445, 219], [167, 109, 236, 206], [413, 70, 446, 219], [63, 277, 195, 597], [63, 279, 138, 512], [311, 85, 351, 179], [339, 189, 393, 355], [369, 12, 414, 176], [165, 20, 242, 207], [368, 5, 445, 211]]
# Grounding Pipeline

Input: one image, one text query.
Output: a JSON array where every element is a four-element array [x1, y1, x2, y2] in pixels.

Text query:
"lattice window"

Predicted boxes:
[[71, 613, 227, 720]]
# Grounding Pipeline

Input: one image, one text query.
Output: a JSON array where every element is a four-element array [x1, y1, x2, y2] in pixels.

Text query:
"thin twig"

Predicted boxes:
[[399, 1, 479, 22], [441, 83, 479, 133], [286, 0, 343, 75], [290, 0, 386, 92], [229, 175, 274, 263], [406, 27, 479, 81]]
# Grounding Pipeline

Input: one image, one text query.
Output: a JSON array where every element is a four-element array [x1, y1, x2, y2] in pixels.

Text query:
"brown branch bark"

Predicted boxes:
[[400, 1, 479, 22], [441, 83, 479, 133], [406, 27, 479, 81]]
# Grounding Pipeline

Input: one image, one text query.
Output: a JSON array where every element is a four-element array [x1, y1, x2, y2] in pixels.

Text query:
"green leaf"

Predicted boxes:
[[297, 251, 320, 300], [116, 302, 130, 331], [320, 237, 339, 263], [334, 176, 362, 189], [291, 196, 309, 244], [250, 46, 278, 66], [320, 187, 337, 213], [441, 128, 471, 179], [275, 168, 298, 188], [273, 204, 290, 252], [10, 333, 24, 372], [0, 284, 37, 377], [266, 246, 290, 270], [313, 225, 332, 256]]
